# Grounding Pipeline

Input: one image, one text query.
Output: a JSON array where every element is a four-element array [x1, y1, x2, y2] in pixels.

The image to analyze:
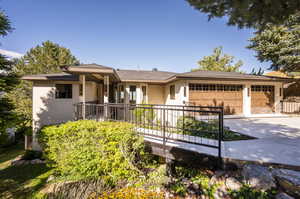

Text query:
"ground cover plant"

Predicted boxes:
[[177, 116, 253, 141]]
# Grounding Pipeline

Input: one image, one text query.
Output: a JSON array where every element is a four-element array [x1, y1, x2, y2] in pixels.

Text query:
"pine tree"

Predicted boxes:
[[0, 11, 18, 144], [192, 47, 243, 72], [7, 41, 79, 125], [186, 0, 300, 30], [248, 14, 300, 72]]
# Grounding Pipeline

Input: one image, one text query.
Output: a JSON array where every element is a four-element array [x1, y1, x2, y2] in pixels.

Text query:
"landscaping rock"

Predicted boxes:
[[30, 159, 45, 164], [47, 175, 55, 183], [225, 177, 242, 191], [272, 169, 300, 197], [275, 192, 295, 199], [11, 159, 25, 166], [11, 158, 45, 166], [242, 164, 276, 190], [213, 185, 229, 199]]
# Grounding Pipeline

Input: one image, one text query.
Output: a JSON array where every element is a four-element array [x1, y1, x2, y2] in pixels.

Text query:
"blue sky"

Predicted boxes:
[[1, 0, 270, 73]]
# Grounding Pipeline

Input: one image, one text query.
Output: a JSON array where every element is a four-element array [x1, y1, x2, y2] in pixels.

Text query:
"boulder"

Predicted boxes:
[[275, 192, 294, 199], [242, 164, 276, 190], [11, 159, 25, 166], [272, 169, 300, 197], [225, 177, 242, 191], [213, 185, 230, 199], [30, 159, 44, 164]]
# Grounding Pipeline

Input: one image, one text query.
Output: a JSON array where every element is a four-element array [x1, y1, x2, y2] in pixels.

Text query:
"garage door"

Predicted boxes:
[[189, 84, 243, 114], [251, 85, 274, 114]]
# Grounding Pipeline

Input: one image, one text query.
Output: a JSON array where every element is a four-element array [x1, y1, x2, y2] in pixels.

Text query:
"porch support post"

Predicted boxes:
[[243, 83, 251, 116], [104, 75, 109, 103], [104, 75, 109, 119], [82, 74, 86, 119]]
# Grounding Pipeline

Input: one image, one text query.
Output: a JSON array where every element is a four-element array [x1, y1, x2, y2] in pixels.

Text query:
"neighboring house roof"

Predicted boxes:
[[22, 64, 289, 83], [265, 71, 300, 79], [116, 69, 177, 82]]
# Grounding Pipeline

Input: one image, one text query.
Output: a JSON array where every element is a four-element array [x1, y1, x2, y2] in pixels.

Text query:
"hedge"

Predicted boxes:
[[39, 120, 149, 185]]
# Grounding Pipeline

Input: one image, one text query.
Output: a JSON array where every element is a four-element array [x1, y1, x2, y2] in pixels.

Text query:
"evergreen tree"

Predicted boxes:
[[192, 47, 243, 72], [186, 0, 300, 30], [0, 11, 18, 144], [248, 14, 300, 72], [7, 41, 79, 126]]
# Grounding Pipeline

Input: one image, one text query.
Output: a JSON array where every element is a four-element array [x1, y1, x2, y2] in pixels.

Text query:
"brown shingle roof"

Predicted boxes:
[[176, 70, 288, 81], [22, 73, 79, 81], [65, 63, 113, 70], [116, 69, 177, 82]]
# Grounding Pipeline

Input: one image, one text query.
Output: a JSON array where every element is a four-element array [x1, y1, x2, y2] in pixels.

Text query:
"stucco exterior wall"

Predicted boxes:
[[78, 81, 98, 102], [32, 81, 80, 150], [148, 84, 165, 104], [164, 80, 188, 105]]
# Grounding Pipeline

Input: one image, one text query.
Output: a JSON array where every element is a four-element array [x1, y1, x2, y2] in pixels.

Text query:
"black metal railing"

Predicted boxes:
[[74, 103, 224, 165], [281, 101, 300, 114]]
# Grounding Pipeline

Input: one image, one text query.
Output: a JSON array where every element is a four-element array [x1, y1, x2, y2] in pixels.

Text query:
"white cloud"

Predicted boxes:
[[0, 49, 23, 59]]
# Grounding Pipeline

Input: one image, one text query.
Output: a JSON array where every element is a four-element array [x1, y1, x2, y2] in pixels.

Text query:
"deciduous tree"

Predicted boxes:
[[192, 47, 243, 72]]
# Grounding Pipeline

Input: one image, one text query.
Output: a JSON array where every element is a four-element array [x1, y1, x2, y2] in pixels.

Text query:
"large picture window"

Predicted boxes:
[[55, 84, 72, 99], [170, 85, 175, 100]]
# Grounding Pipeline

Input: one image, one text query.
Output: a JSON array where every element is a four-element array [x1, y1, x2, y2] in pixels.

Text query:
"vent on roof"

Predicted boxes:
[[152, 68, 158, 71]]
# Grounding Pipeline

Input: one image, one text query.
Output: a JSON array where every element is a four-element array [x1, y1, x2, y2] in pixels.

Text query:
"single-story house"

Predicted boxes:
[[22, 64, 288, 150]]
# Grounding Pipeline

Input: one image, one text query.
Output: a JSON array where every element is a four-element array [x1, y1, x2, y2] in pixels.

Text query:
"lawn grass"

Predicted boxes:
[[0, 143, 53, 199]]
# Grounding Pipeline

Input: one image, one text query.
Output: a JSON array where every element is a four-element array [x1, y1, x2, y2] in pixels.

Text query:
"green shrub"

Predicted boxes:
[[133, 105, 155, 124], [176, 116, 252, 141], [39, 120, 150, 185], [229, 185, 277, 199]]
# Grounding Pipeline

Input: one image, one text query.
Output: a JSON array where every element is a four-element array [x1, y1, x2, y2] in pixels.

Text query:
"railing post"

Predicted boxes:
[[163, 108, 166, 153], [104, 103, 108, 121], [123, 103, 126, 122], [218, 108, 224, 169]]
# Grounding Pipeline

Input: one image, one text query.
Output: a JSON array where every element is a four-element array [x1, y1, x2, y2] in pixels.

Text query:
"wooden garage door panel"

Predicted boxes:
[[251, 85, 274, 114], [189, 91, 243, 114]]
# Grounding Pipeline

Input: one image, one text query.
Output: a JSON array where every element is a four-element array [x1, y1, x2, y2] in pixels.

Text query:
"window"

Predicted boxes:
[[170, 85, 175, 100], [118, 85, 125, 103], [251, 85, 274, 92], [189, 84, 243, 91], [79, 84, 83, 96], [55, 84, 72, 99], [280, 87, 282, 97], [142, 86, 147, 103], [183, 86, 187, 97], [129, 85, 136, 104]]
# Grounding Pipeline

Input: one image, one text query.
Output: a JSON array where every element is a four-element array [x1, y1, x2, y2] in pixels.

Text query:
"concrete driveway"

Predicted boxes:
[[224, 117, 300, 139], [223, 117, 300, 167]]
